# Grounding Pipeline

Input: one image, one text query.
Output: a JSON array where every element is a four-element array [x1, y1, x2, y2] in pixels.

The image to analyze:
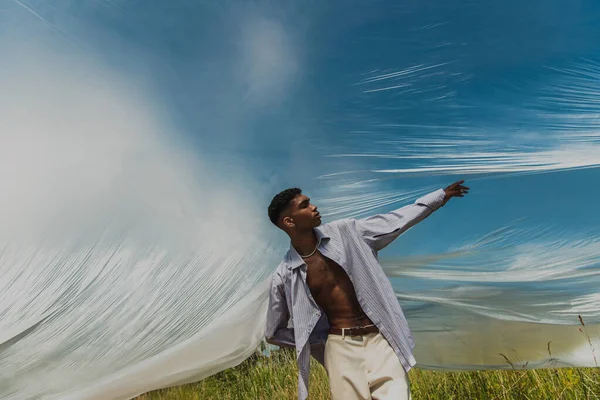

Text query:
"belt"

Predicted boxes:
[[329, 324, 379, 337]]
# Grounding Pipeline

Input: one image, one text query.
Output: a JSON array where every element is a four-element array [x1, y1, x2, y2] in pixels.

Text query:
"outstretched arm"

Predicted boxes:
[[265, 271, 295, 348], [356, 180, 469, 251]]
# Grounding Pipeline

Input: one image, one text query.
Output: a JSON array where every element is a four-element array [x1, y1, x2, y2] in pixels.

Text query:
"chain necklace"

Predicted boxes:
[[298, 239, 320, 258]]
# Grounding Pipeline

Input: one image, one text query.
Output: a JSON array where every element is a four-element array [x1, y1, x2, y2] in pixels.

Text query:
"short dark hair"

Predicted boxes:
[[268, 188, 302, 226]]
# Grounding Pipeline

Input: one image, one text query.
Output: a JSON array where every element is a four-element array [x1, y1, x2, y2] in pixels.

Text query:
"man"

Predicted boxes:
[[265, 181, 469, 399]]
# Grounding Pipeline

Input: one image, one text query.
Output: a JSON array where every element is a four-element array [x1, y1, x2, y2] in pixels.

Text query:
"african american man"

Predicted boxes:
[[265, 181, 469, 400]]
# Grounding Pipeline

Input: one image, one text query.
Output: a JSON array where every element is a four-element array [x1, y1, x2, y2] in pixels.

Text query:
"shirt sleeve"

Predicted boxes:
[[355, 188, 446, 251], [265, 270, 296, 348]]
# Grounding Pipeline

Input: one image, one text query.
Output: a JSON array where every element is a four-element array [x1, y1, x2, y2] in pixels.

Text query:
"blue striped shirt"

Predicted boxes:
[[265, 188, 447, 399]]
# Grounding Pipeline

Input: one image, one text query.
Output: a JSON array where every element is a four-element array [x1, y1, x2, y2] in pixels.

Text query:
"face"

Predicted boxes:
[[282, 194, 321, 230]]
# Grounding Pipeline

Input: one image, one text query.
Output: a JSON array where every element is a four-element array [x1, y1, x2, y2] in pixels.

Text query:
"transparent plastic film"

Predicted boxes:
[[1, 1, 599, 399]]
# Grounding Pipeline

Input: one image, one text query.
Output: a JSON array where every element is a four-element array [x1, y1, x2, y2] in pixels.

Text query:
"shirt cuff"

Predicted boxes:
[[416, 188, 446, 211]]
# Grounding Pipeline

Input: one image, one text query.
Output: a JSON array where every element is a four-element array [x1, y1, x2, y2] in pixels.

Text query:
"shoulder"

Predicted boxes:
[[275, 260, 288, 275], [321, 218, 359, 235], [271, 260, 290, 286]]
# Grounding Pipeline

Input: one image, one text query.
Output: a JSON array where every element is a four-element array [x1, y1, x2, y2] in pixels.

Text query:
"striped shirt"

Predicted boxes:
[[265, 188, 447, 399]]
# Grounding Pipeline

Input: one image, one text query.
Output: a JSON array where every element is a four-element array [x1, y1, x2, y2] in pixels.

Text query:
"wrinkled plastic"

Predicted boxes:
[[1, 1, 599, 399]]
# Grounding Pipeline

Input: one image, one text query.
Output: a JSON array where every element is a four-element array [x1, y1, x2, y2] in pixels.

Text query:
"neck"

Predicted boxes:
[[289, 228, 318, 256]]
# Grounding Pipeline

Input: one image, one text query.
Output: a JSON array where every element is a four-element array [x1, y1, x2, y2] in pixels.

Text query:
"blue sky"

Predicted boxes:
[[2, 2, 600, 396], [6, 0, 599, 287]]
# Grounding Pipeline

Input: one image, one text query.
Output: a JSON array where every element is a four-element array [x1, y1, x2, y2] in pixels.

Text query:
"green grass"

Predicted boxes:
[[136, 348, 600, 399]]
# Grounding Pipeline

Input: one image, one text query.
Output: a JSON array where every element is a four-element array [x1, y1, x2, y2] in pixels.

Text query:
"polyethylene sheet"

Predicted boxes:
[[1, 1, 600, 399]]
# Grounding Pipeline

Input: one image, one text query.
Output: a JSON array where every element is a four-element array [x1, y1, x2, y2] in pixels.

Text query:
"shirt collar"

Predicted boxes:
[[286, 227, 330, 270]]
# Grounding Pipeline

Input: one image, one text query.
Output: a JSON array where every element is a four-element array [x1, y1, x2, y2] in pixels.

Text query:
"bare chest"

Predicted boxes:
[[305, 254, 351, 296]]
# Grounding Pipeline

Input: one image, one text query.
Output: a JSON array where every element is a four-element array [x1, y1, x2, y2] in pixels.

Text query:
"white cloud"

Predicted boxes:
[[238, 16, 299, 105]]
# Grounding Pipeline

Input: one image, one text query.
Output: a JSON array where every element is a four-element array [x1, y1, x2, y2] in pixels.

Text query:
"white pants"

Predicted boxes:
[[324, 332, 412, 400]]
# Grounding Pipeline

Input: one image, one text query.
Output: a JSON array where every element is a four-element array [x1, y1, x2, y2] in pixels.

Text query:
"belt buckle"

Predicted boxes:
[[342, 326, 360, 339], [341, 324, 372, 340], [341, 327, 355, 340]]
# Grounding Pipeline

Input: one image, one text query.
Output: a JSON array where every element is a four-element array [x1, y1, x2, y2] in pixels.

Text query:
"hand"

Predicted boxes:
[[443, 180, 469, 205]]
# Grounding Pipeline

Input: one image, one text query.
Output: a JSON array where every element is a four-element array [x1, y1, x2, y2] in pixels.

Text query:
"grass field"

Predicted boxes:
[[136, 347, 600, 399]]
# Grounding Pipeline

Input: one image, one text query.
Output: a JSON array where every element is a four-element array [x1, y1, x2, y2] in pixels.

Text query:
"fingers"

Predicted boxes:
[[445, 180, 470, 198], [448, 185, 469, 197], [455, 181, 469, 192]]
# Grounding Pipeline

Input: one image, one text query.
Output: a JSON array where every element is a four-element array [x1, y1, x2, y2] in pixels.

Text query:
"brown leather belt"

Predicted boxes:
[[329, 324, 379, 336]]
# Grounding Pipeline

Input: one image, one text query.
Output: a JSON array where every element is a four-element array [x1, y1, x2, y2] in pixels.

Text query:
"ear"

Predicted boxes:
[[282, 216, 294, 229]]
